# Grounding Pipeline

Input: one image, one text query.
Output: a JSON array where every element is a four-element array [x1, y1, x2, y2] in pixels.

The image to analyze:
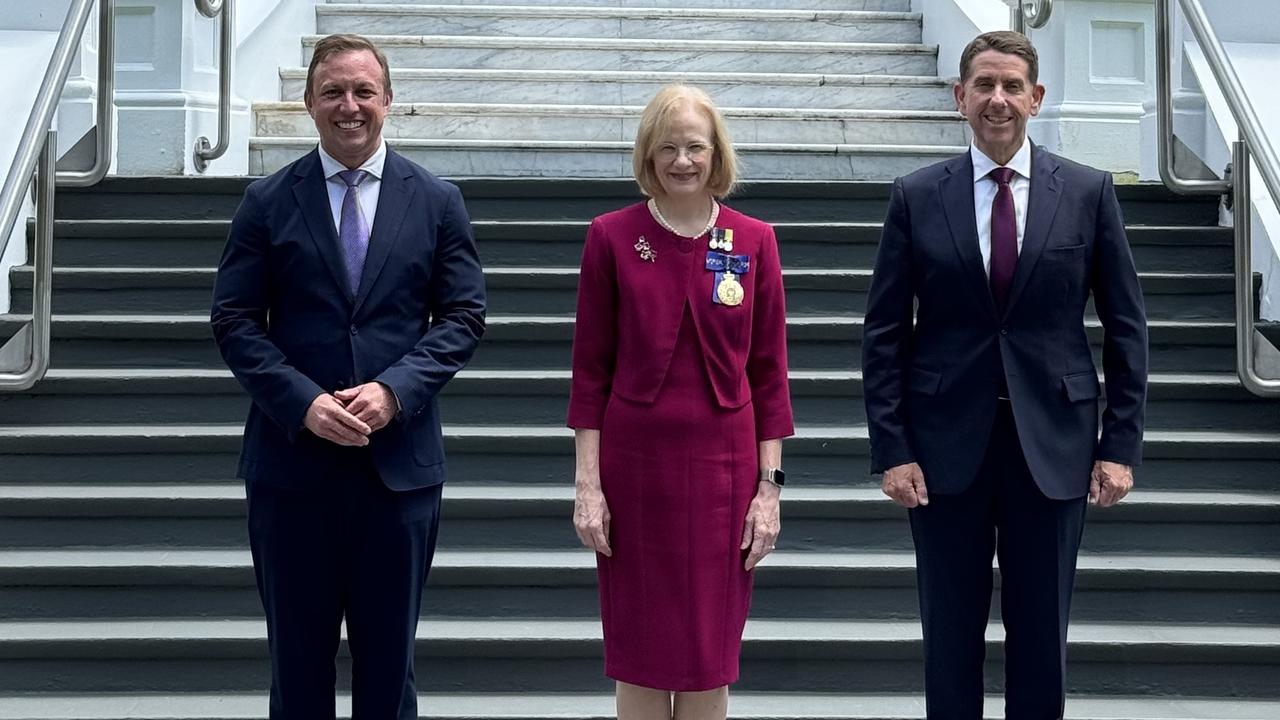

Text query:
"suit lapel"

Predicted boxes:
[[352, 149, 414, 315], [1004, 144, 1063, 317], [291, 150, 354, 303], [938, 153, 998, 320]]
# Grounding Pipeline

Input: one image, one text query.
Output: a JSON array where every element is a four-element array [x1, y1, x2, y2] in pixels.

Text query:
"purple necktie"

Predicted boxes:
[[988, 166, 1017, 313], [337, 169, 370, 295]]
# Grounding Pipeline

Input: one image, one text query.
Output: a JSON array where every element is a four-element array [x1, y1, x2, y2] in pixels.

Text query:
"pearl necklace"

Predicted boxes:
[[648, 198, 719, 239]]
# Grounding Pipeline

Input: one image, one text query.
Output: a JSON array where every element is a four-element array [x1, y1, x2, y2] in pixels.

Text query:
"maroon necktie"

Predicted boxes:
[[988, 166, 1018, 313]]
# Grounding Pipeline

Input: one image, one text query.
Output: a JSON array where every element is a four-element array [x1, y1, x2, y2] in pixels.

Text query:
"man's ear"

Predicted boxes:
[[1029, 83, 1046, 117], [953, 81, 965, 113], [304, 92, 314, 117]]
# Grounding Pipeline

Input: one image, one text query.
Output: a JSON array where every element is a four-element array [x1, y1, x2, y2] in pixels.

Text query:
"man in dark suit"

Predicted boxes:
[[210, 34, 486, 719], [862, 31, 1148, 718]]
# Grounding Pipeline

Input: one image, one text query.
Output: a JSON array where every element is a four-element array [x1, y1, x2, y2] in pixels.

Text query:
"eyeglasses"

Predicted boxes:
[[654, 143, 713, 161]]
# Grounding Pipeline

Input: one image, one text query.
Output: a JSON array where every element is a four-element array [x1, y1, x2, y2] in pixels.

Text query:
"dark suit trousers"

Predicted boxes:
[[246, 450, 443, 720], [908, 403, 1087, 719]]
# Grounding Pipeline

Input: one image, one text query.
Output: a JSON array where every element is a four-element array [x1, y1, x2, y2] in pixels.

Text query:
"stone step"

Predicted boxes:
[[313, 5, 924, 44], [32, 220, 1233, 274], [7, 266, 1241, 321], [253, 102, 968, 146], [2, 481, 1277, 557], [44, 178, 1221, 228], [248, 136, 966, 179], [0, 314, 1242, 373], [297, 36, 939, 75], [278, 68, 956, 110], [330, 0, 914, 8], [1, 616, 1276, 695], [3, 547, 1279, 627], [0, 692, 1276, 720], [0, 424, 1276, 493], [2, 368, 1273, 433]]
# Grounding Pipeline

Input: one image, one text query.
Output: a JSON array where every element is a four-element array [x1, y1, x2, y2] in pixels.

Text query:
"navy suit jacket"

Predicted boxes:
[[862, 145, 1148, 500], [211, 148, 486, 491]]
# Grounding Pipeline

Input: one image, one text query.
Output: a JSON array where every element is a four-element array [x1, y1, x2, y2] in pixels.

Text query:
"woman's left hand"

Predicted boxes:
[[741, 481, 781, 570]]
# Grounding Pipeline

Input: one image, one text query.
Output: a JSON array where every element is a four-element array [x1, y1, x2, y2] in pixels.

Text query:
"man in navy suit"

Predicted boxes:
[[862, 31, 1148, 718], [211, 34, 486, 719]]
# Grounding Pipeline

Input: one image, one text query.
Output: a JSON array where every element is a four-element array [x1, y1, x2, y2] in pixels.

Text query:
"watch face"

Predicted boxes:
[[773, 468, 786, 486]]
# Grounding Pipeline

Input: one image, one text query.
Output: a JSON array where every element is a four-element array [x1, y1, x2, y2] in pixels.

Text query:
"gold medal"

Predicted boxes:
[[717, 272, 744, 306]]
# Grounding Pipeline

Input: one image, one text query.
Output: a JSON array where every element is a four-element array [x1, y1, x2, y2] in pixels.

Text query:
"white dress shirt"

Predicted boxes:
[[317, 140, 387, 238], [971, 138, 1032, 276]]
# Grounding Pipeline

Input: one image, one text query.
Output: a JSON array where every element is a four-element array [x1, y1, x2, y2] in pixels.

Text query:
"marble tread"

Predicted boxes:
[[298, 34, 939, 75], [248, 137, 966, 179], [315, 4, 924, 44], [253, 102, 967, 145], [277, 68, 957, 110]]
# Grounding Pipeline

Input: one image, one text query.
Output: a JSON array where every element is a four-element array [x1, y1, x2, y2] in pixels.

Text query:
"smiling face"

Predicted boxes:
[[649, 105, 715, 201], [305, 49, 392, 169], [955, 49, 1044, 165]]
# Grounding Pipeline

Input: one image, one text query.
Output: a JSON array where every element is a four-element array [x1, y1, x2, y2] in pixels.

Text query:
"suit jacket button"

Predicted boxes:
[[1000, 328, 1009, 335], [350, 324, 358, 335]]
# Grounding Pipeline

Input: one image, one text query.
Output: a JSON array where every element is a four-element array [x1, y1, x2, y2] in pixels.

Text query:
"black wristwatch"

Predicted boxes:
[[760, 468, 786, 487]]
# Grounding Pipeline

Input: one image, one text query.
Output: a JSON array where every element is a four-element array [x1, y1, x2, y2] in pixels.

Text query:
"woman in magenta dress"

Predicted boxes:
[[567, 84, 794, 719]]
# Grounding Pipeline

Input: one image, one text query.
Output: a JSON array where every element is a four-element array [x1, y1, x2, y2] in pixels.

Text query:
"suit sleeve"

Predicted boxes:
[[566, 218, 619, 429], [1091, 173, 1149, 465], [747, 225, 794, 441], [862, 178, 917, 473], [375, 183, 487, 416], [210, 185, 325, 438]]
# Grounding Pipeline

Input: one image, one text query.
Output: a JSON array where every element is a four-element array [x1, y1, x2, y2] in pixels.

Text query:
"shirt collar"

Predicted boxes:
[[971, 138, 1032, 184], [318, 140, 386, 182]]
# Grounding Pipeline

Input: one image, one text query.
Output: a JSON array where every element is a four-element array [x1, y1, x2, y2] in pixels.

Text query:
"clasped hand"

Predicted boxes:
[[303, 382, 397, 446]]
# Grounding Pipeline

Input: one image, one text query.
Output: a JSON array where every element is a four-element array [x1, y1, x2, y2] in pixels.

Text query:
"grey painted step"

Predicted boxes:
[[2, 480, 1277, 556], [297, 36, 939, 75], [45, 178, 1221, 228], [0, 425, 1276, 493], [0, 314, 1242, 372], [3, 547, 1279, 627], [253, 102, 968, 146], [2, 692, 1277, 720], [3, 368, 1274, 433], [1, 617, 1277, 695], [331, 0, 914, 8], [10, 266, 1241, 321], [314, 5, 924, 44], [33, 221, 1231, 275], [278, 68, 956, 110], [249, 137, 966, 180]]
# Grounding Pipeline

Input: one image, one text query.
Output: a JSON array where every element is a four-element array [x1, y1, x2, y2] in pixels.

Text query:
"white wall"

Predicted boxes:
[[913, 0, 1011, 81]]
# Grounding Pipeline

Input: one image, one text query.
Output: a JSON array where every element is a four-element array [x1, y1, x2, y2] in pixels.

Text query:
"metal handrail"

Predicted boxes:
[[57, 0, 115, 187], [0, 133, 56, 392], [0, 0, 95, 255], [193, 0, 233, 173], [1232, 138, 1280, 395], [1011, 0, 1053, 34], [1156, 0, 1280, 396], [1155, 0, 1230, 193]]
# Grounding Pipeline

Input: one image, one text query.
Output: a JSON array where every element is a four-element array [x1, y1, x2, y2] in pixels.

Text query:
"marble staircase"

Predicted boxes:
[[249, 0, 969, 178]]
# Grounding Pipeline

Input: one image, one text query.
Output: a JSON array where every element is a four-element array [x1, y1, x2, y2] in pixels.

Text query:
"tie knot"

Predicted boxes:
[[989, 167, 1015, 186], [337, 169, 368, 188]]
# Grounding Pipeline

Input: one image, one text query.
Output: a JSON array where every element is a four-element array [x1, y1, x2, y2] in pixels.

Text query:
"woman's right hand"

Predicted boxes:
[[573, 474, 612, 557]]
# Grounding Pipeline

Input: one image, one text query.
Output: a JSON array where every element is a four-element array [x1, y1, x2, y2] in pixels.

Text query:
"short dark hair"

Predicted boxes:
[[959, 31, 1039, 84], [305, 34, 392, 104]]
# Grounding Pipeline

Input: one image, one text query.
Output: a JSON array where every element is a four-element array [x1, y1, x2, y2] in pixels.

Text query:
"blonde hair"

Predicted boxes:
[[632, 85, 739, 199]]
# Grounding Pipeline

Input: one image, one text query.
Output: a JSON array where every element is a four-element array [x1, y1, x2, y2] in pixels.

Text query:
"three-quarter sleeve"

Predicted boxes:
[[567, 218, 619, 429], [746, 225, 795, 440]]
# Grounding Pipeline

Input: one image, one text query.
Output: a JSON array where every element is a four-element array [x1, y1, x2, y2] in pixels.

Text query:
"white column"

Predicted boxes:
[[1028, 0, 1156, 175], [114, 0, 247, 175]]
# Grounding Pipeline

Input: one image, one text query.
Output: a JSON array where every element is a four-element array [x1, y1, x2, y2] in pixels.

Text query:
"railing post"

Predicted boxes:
[[0, 131, 56, 391], [192, 0, 232, 173]]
